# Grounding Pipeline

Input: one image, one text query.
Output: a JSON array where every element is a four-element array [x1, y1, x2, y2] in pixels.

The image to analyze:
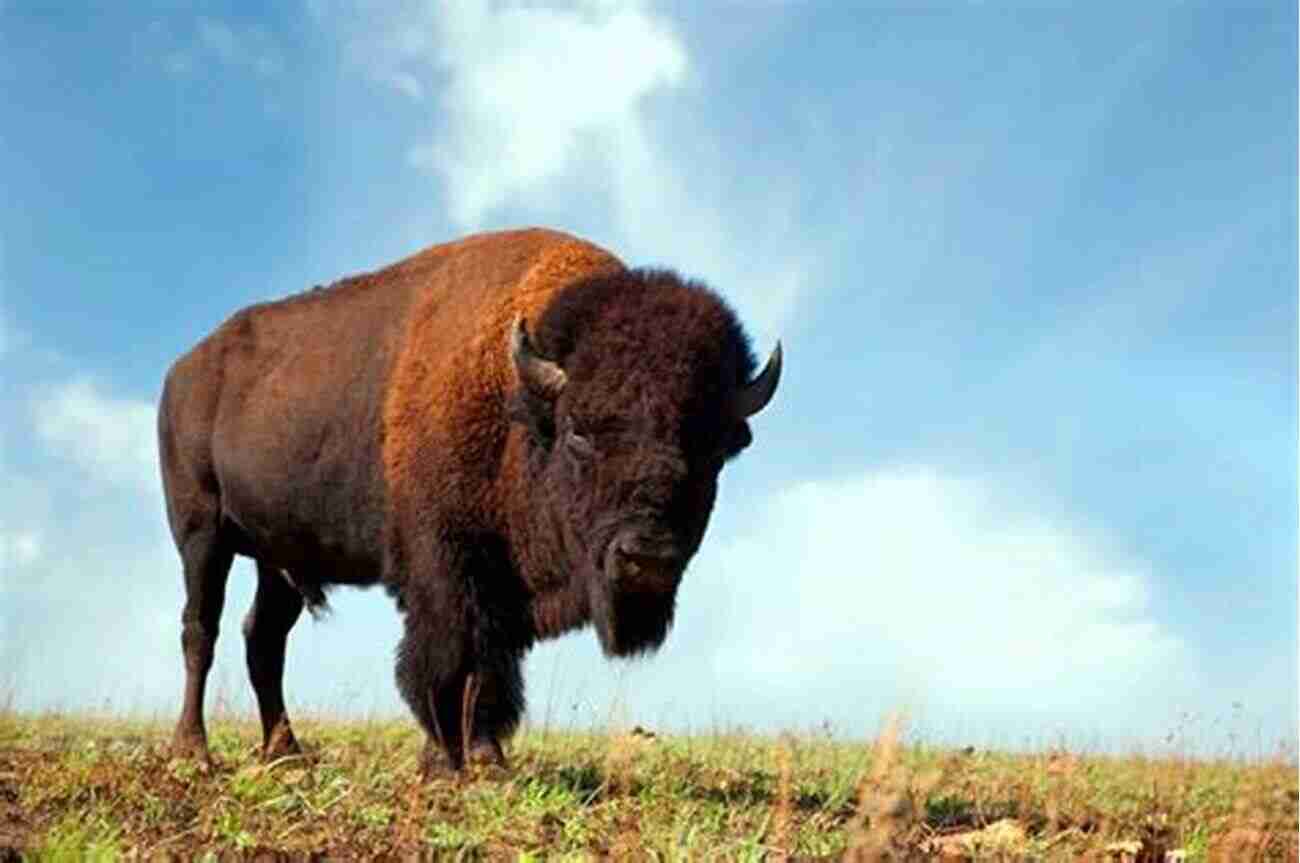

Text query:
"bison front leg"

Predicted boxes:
[[439, 672, 510, 772], [417, 672, 504, 777], [460, 672, 510, 768], [243, 561, 305, 761], [464, 652, 522, 768], [459, 671, 482, 765], [391, 542, 519, 778], [399, 663, 510, 776], [410, 674, 465, 777], [396, 622, 468, 777]]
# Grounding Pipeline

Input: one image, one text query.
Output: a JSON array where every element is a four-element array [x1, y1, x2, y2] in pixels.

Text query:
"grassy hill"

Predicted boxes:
[[1, 710, 1295, 860]]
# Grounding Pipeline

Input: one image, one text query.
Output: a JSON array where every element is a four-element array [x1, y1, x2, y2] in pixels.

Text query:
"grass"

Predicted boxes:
[[0, 710, 1295, 860]]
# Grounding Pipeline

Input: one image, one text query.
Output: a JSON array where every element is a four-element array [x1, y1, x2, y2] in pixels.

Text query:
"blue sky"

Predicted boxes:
[[1, 1, 1294, 754]]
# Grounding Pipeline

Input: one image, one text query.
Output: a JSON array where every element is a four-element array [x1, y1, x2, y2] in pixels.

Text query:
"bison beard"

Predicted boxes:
[[589, 577, 680, 659], [157, 228, 780, 775]]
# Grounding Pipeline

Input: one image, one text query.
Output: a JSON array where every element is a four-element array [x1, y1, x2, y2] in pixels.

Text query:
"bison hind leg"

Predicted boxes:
[[171, 521, 236, 763], [243, 561, 305, 761]]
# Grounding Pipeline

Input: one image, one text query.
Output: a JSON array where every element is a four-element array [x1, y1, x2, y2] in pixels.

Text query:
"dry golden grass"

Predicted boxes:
[[0, 709, 1295, 860]]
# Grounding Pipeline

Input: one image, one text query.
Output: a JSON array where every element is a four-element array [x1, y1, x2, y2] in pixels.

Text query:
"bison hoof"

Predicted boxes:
[[467, 738, 507, 768], [261, 737, 302, 763], [417, 740, 458, 780], [261, 722, 303, 762], [418, 755, 460, 781], [416, 739, 507, 780], [169, 732, 213, 767]]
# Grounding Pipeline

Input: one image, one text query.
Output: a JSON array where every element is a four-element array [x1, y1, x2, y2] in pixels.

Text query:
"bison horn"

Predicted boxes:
[[510, 316, 567, 399], [733, 341, 783, 419]]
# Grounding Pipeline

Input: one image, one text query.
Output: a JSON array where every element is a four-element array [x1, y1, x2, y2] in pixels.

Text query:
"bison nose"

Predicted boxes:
[[607, 530, 684, 590]]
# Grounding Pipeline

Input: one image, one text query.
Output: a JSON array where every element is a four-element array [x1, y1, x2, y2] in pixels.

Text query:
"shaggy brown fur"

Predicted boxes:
[[158, 227, 780, 774]]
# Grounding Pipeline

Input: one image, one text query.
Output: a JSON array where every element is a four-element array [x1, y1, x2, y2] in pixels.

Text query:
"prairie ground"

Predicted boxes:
[[0, 710, 1295, 860]]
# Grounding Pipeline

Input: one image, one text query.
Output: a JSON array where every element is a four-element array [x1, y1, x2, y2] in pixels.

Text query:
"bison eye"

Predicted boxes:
[[565, 428, 595, 458]]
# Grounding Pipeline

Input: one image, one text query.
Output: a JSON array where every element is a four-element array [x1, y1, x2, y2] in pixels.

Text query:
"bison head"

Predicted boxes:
[[509, 271, 780, 657]]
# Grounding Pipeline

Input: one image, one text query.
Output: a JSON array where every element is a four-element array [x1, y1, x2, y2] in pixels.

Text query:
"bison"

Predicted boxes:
[[158, 227, 781, 774]]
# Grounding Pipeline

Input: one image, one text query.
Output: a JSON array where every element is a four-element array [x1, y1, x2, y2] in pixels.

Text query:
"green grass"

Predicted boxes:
[[0, 711, 1294, 860]]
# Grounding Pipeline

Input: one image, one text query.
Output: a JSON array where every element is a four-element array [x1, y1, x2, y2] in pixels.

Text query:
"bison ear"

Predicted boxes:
[[510, 316, 567, 400]]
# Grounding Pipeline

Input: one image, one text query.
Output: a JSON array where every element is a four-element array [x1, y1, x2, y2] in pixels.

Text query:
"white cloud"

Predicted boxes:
[[339, 0, 804, 338], [1, 380, 168, 708], [407, 1, 687, 229], [0, 531, 41, 600], [703, 469, 1190, 710], [32, 378, 158, 495], [196, 16, 283, 79], [0, 531, 40, 567]]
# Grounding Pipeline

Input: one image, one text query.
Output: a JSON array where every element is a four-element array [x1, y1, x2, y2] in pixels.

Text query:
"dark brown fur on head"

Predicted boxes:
[[508, 268, 758, 657]]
